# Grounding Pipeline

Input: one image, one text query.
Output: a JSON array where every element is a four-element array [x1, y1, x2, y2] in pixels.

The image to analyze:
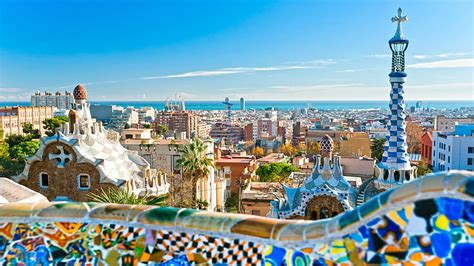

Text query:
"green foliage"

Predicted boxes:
[[143, 123, 151, 129], [0, 141, 9, 159], [9, 140, 40, 161], [43, 116, 69, 136], [155, 124, 169, 136], [0, 138, 25, 177], [176, 138, 213, 208], [87, 187, 168, 206], [225, 193, 239, 213], [124, 123, 131, 129], [196, 199, 209, 210], [5, 134, 33, 148], [256, 162, 299, 182], [371, 138, 385, 162], [22, 123, 41, 139], [417, 161, 432, 177], [0, 158, 24, 178]]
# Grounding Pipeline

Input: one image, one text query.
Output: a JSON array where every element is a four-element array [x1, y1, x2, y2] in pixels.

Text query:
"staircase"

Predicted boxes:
[[356, 178, 375, 206]]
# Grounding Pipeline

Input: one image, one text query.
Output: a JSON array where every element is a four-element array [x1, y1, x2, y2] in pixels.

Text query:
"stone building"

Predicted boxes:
[[14, 85, 169, 201], [0, 106, 55, 139], [270, 135, 372, 220]]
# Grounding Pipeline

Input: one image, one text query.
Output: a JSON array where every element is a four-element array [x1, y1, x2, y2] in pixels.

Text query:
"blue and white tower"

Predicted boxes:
[[376, 8, 417, 188]]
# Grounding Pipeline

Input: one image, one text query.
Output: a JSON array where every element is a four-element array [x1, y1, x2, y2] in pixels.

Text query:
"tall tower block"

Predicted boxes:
[[376, 8, 417, 189]]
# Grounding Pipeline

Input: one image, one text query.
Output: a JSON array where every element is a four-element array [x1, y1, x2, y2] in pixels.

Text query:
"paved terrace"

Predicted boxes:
[[0, 171, 472, 265]]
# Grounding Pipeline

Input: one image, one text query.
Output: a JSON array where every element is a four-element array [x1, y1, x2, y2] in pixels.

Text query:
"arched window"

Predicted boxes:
[[39, 172, 49, 188], [310, 211, 318, 220], [320, 207, 330, 219], [405, 171, 411, 181], [77, 174, 90, 190], [383, 170, 389, 181], [394, 171, 400, 182]]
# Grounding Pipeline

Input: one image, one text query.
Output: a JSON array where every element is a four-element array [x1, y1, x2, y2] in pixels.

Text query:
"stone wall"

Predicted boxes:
[[20, 141, 115, 201], [0, 171, 472, 265]]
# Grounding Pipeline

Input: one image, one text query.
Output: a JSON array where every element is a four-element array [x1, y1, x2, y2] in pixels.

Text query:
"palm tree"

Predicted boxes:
[[176, 138, 213, 208], [87, 187, 168, 206]]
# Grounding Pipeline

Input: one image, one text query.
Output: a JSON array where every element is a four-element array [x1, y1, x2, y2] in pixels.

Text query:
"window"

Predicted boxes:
[[468, 147, 474, 154], [468, 158, 473, 166], [39, 172, 49, 188], [251, 210, 260, 216], [78, 174, 90, 189]]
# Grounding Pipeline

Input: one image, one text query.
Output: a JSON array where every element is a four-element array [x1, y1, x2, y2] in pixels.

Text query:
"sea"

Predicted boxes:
[[0, 100, 472, 111]]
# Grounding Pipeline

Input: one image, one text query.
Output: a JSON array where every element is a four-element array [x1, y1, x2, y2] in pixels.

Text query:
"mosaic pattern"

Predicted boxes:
[[0, 171, 472, 265]]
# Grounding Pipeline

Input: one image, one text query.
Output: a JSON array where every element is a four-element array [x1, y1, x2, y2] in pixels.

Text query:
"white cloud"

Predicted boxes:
[[270, 83, 364, 93], [407, 59, 474, 69], [413, 52, 471, 60], [366, 54, 391, 59], [336, 69, 356, 73], [141, 59, 335, 80], [0, 87, 21, 93]]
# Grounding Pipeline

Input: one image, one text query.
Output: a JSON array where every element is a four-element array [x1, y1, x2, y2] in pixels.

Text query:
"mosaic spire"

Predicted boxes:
[[381, 8, 411, 170]]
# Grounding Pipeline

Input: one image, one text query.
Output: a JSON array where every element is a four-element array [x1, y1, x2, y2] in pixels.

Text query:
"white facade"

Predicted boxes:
[[31, 91, 74, 110], [432, 124, 474, 172]]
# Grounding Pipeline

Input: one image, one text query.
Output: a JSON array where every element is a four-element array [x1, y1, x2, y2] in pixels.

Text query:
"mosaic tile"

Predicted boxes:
[[0, 173, 471, 265]]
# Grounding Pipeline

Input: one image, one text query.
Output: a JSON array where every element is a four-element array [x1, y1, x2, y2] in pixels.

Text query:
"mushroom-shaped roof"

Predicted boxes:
[[73, 84, 87, 100], [320, 134, 334, 152]]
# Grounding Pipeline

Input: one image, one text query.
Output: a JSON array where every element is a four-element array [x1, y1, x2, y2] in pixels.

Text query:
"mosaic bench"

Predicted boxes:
[[0, 171, 472, 265]]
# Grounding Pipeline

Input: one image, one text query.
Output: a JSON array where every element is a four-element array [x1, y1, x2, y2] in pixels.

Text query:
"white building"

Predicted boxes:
[[31, 91, 74, 110], [432, 124, 474, 172]]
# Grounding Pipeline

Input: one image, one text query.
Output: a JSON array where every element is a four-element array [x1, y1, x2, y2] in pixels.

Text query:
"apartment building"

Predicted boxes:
[[432, 124, 474, 172], [0, 106, 55, 138]]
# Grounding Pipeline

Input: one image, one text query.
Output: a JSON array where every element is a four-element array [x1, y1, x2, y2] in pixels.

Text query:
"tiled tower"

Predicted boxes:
[[376, 8, 417, 188]]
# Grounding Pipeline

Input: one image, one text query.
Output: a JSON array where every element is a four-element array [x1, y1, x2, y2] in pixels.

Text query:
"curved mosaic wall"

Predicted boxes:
[[0, 171, 472, 265]]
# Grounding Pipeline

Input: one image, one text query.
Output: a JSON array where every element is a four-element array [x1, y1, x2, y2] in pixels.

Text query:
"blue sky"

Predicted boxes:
[[0, 0, 472, 101]]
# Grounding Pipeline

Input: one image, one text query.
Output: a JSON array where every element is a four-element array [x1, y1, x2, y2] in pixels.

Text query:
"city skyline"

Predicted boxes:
[[1, 0, 473, 101]]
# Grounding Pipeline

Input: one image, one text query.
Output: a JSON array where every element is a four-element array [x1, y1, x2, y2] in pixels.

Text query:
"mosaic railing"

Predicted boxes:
[[0, 171, 472, 265]]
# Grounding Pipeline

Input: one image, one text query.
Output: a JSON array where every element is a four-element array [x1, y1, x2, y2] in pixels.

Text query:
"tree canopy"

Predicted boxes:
[[371, 138, 385, 162], [43, 116, 69, 136], [256, 162, 299, 182]]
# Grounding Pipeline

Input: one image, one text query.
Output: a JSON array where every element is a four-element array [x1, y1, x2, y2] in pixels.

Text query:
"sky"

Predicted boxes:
[[0, 0, 473, 101]]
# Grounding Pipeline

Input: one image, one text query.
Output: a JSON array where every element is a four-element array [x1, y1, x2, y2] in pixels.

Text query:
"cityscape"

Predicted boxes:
[[0, 1, 473, 265]]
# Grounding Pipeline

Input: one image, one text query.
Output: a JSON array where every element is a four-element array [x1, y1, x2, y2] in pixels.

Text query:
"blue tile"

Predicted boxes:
[[436, 197, 464, 220], [431, 233, 451, 258]]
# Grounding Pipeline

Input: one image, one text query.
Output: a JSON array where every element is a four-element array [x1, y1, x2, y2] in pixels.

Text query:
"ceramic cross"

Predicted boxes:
[[48, 145, 72, 168]]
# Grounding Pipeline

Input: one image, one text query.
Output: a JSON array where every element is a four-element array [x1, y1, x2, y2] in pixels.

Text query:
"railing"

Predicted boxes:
[[0, 171, 472, 265]]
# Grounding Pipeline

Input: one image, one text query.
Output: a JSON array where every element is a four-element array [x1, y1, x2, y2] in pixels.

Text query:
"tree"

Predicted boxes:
[[225, 193, 239, 213], [176, 138, 213, 208], [0, 141, 9, 159], [306, 141, 320, 156], [155, 124, 169, 137], [22, 122, 40, 139], [43, 116, 68, 136], [256, 162, 299, 182], [280, 143, 297, 157], [196, 199, 209, 210], [5, 134, 33, 148], [87, 187, 168, 206], [406, 121, 424, 154], [371, 138, 385, 162], [9, 140, 40, 161], [143, 123, 151, 129], [417, 161, 432, 177], [250, 146, 264, 158]]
